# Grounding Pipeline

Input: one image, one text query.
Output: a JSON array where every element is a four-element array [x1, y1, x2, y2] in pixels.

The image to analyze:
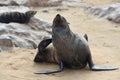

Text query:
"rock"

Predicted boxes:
[[0, 0, 87, 7], [0, 0, 62, 7], [1, 22, 51, 48], [28, 17, 52, 33], [85, 3, 120, 23], [0, 0, 28, 6], [26, 0, 62, 7], [26, 39, 37, 49], [0, 22, 51, 50], [0, 36, 13, 51], [8, 35, 35, 49], [62, 0, 87, 7], [40, 7, 69, 13], [0, 6, 30, 13], [47, 0, 62, 6], [0, 6, 52, 51]]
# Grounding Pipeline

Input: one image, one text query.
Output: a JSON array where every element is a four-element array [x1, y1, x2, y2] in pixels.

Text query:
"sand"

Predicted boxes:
[[0, 1, 120, 80]]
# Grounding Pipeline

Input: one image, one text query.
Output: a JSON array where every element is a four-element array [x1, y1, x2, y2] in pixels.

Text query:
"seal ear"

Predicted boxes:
[[84, 34, 88, 41]]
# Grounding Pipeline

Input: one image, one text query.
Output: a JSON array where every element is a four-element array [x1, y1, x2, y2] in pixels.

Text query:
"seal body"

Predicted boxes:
[[52, 15, 90, 68]]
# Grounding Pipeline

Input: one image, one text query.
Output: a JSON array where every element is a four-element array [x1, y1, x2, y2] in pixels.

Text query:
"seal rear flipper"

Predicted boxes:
[[90, 65, 118, 71], [34, 62, 64, 74], [87, 53, 118, 71]]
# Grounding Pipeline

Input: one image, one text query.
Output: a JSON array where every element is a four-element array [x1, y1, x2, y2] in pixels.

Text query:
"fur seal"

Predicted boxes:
[[0, 11, 37, 23], [34, 14, 118, 74]]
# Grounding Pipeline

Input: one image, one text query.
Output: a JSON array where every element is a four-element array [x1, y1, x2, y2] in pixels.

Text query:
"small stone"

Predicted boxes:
[[0, 38, 13, 51]]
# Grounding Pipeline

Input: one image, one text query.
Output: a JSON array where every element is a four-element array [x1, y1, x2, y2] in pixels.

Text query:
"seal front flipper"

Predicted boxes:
[[34, 62, 64, 74], [88, 53, 118, 71], [38, 38, 52, 51]]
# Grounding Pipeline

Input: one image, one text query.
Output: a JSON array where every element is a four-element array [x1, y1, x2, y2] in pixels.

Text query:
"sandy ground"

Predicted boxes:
[[0, 1, 120, 80]]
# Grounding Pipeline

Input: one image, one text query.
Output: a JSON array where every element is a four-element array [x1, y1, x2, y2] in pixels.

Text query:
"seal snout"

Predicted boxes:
[[54, 14, 62, 24], [55, 14, 61, 19], [56, 14, 61, 17]]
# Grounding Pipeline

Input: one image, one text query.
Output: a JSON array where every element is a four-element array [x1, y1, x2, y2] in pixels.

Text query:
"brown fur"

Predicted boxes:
[[44, 45, 60, 64], [35, 33, 88, 65], [39, 44, 60, 64]]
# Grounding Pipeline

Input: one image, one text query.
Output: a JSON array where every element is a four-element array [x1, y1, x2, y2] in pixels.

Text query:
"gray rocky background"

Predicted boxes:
[[0, 0, 120, 51], [0, 6, 52, 51]]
